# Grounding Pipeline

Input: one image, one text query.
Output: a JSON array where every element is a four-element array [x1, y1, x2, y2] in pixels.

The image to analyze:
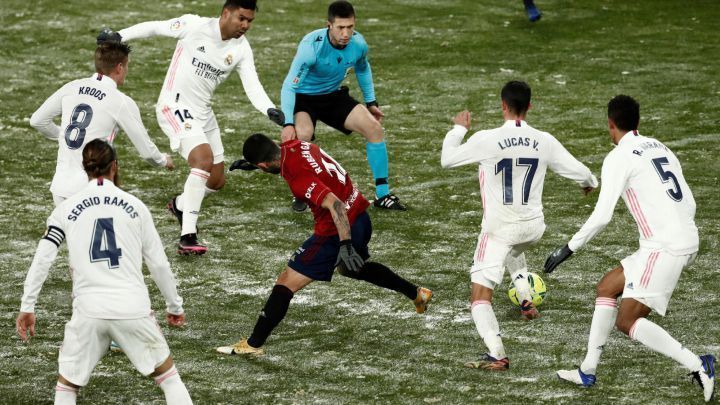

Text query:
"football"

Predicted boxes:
[[508, 272, 546, 307]]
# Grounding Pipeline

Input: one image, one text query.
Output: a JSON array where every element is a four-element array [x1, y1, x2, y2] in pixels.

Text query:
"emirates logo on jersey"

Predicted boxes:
[[225, 54, 233, 65]]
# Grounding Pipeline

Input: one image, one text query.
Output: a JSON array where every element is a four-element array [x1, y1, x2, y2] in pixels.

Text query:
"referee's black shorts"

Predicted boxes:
[[294, 86, 359, 135]]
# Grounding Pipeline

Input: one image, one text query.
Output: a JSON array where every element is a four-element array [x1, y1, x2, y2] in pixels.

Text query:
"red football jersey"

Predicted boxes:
[[280, 140, 370, 236]]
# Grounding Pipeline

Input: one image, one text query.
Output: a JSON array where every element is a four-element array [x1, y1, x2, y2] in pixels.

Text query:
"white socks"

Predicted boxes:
[[580, 297, 618, 375], [630, 318, 703, 372], [54, 382, 78, 405], [175, 186, 217, 211], [510, 269, 532, 304], [154, 365, 193, 405], [471, 300, 506, 359], [180, 169, 210, 236]]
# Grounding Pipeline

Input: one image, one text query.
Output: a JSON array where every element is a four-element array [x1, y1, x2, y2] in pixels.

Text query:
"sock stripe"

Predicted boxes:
[[154, 366, 178, 385], [595, 297, 618, 308], [190, 169, 210, 180], [55, 383, 78, 393], [628, 318, 642, 340], [471, 300, 491, 308]]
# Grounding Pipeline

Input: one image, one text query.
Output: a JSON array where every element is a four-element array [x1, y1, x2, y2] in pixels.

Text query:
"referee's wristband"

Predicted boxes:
[[283, 123, 295, 128], [366, 101, 378, 108]]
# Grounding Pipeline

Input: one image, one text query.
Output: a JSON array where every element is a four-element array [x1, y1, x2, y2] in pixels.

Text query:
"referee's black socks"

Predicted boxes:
[[247, 284, 294, 348]]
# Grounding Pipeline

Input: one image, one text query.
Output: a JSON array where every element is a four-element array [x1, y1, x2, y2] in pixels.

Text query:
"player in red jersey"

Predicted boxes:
[[217, 133, 432, 355]]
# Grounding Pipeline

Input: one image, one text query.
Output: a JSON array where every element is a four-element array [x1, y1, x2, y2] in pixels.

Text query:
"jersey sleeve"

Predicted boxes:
[[119, 14, 203, 41], [280, 39, 318, 124], [139, 204, 184, 315], [20, 210, 65, 313], [441, 125, 492, 168], [29, 83, 70, 140], [236, 40, 275, 114], [547, 135, 599, 188], [115, 96, 167, 167], [568, 152, 630, 251], [353, 35, 376, 103]]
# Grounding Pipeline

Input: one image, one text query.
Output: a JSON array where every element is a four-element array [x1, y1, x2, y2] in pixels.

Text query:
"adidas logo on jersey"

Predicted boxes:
[[197, 46, 205, 53], [626, 282, 634, 290]]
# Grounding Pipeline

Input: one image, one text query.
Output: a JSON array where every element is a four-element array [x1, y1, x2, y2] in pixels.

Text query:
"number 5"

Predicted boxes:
[[651, 157, 683, 201]]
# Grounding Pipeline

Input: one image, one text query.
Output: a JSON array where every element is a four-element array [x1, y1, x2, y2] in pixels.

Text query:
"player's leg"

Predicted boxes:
[[506, 248, 539, 320], [523, 0, 542, 22], [557, 265, 623, 387], [617, 251, 713, 401], [465, 281, 509, 370], [174, 142, 212, 254], [56, 315, 111, 404], [111, 315, 191, 404], [203, 113, 226, 194], [150, 356, 192, 405]]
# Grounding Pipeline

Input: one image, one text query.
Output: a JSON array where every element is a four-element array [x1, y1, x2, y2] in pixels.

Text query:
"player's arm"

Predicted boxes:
[[545, 154, 629, 273], [321, 193, 364, 273], [17, 213, 65, 341], [116, 97, 173, 170], [440, 111, 489, 168], [140, 205, 185, 325], [236, 41, 282, 125], [117, 14, 202, 41], [280, 40, 317, 126], [548, 136, 599, 192], [29, 84, 69, 140]]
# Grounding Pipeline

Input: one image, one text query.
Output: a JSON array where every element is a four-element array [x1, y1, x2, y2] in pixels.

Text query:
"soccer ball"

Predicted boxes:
[[508, 272, 546, 307]]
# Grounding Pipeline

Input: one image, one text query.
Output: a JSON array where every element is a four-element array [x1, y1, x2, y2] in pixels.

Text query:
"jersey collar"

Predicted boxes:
[[503, 119, 527, 128], [91, 73, 117, 89], [618, 130, 640, 146]]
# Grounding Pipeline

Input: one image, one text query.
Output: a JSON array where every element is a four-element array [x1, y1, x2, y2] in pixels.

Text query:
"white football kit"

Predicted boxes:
[[20, 179, 184, 385], [442, 120, 598, 287], [119, 15, 275, 162], [568, 131, 698, 315], [30, 73, 167, 203]]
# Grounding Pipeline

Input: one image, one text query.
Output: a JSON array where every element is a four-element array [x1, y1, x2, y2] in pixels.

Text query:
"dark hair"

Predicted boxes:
[[328, 0, 355, 22], [243, 133, 280, 165], [501, 81, 531, 115], [83, 139, 117, 179], [95, 42, 131, 75], [607, 95, 640, 131], [223, 0, 257, 11]]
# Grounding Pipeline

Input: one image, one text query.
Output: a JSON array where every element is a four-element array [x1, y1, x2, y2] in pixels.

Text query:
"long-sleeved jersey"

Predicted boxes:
[[280, 29, 375, 125], [441, 120, 598, 233], [568, 131, 698, 255], [119, 14, 274, 121], [20, 179, 184, 319], [30, 73, 167, 199]]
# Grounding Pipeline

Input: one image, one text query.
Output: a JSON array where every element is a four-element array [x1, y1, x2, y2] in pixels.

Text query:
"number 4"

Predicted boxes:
[[90, 218, 123, 268]]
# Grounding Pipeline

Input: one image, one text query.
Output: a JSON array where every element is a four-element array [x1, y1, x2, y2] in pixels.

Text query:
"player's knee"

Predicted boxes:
[[207, 176, 225, 190], [362, 121, 383, 142], [596, 281, 621, 299], [615, 315, 635, 335], [337, 264, 361, 279]]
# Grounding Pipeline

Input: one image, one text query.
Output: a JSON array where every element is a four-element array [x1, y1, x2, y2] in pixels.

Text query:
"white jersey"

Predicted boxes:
[[568, 131, 698, 255], [119, 14, 274, 121], [20, 179, 184, 319], [441, 120, 598, 233], [30, 73, 167, 199]]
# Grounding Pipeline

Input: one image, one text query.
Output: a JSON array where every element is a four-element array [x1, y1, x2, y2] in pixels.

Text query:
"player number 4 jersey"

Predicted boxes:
[[20, 180, 183, 319], [280, 140, 370, 236]]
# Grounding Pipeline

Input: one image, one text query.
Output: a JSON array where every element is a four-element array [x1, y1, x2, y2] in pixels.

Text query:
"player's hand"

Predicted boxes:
[[166, 312, 186, 327], [582, 186, 595, 196], [453, 110, 472, 129], [544, 244, 574, 274], [228, 158, 258, 171], [97, 28, 122, 45], [281, 125, 297, 143], [164, 154, 175, 171], [335, 240, 365, 273], [16, 312, 36, 342], [267, 108, 285, 126], [368, 105, 384, 124]]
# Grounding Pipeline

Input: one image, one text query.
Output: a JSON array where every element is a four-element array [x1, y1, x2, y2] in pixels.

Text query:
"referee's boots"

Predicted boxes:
[[373, 193, 407, 211]]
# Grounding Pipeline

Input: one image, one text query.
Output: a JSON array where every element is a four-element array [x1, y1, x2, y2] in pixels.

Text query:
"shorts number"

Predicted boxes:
[[174, 109, 193, 122], [495, 157, 539, 205], [64, 104, 94, 149], [652, 157, 683, 201], [90, 218, 123, 269]]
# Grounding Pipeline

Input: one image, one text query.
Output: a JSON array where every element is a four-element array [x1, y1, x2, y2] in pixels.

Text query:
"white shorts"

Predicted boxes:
[[58, 312, 170, 386], [156, 103, 224, 164], [621, 248, 696, 316], [470, 219, 546, 289]]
